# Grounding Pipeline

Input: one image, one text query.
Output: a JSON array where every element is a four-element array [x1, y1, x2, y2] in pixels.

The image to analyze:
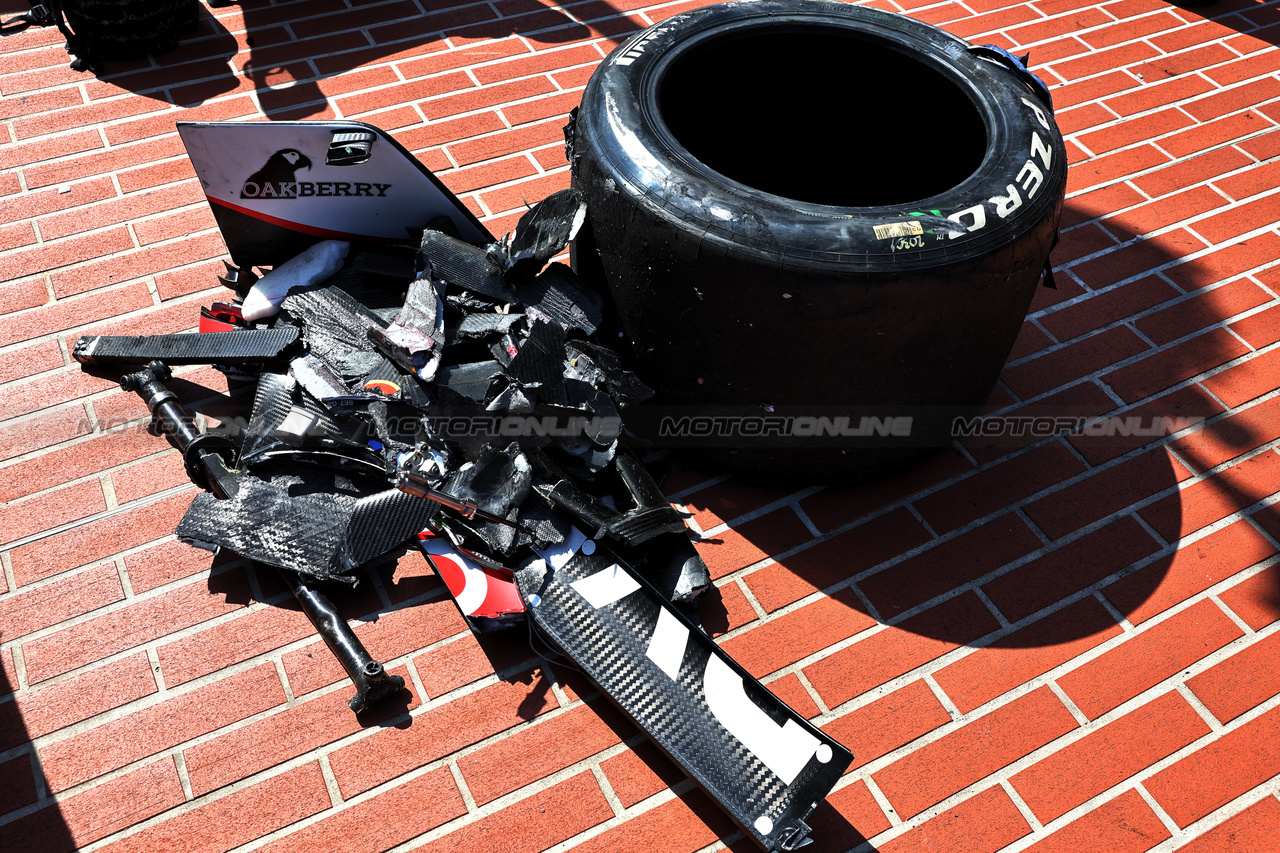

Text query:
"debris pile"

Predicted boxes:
[[90, 188, 711, 633]]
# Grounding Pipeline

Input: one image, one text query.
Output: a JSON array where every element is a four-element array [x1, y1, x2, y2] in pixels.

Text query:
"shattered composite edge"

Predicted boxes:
[[70, 119, 854, 851]]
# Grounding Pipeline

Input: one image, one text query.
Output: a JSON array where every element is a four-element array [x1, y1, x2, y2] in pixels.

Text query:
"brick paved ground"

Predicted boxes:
[[2, 0, 1280, 850]]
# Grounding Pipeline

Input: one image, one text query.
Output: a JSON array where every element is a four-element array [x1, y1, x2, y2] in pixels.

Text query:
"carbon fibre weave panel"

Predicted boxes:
[[517, 544, 851, 850], [72, 328, 300, 365]]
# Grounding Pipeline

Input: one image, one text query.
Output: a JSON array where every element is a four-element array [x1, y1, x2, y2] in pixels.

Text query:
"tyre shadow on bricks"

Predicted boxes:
[[684, 199, 1280, 679], [0, 662, 76, 853], [71, 0, 631, 119]]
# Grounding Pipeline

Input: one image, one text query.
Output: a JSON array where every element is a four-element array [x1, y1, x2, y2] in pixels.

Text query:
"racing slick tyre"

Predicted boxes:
[[567, 0, 1067, 480]]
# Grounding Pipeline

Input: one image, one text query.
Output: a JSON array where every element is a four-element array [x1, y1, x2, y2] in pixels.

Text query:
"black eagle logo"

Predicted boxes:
[[240, 149, 313, 198]]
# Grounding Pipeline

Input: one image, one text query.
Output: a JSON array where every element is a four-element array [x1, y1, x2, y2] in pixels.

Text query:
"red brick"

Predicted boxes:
[[693, 508, 815, 583], [874, 686, 1076, 820], [1062, 183, 1146, 231], [111, 451, 188, 504], [1172, 394, 1280, 472], [1196, 187, 1280, 242], [574, 788, 733, 853], [1082, 9, 1184, 48], [0, 753, 36, 815], [765, 672, 821, 719], [411, 772, 611, 853], [1081, 108, 1196, 156], [0, 404, 91, 464], [914, 442, 1088, 535], [1107, 74, 1216, 118], [501, 89, 583, 127], [1231, 302, 1280, 349], [0, 282, 153, 349], [398, 111, 506, 151], [1075, 229, 1208, 291], [335, 72, 471, 117], [1008, 321, 1054, 362], [1067, 145, 1170, 195], [1106, 328, 1250, 404], [803, 779, 891, 846], [421, 76, 557, 121], [48, 232, 226, 299], [38, 662, 285, 793], [0, 561, 122, 646], [1140, 279, 1272, 346], [1218, 564, 1280, 630], [1238, 128, 1280, 162], [743, 509, 930, 613], [22, 566, 248, 684], [1160, 112, 1274, 160], [472, 43, 599, 84], [1185, 78, 1280, 123], [410, 630, 531, 698], [879, 785, 1031, 853], [1192, 627, 1280, 725], [1135, 149, 1254, 203], [985, 515, 1160, 622], [326, 670, 560, 797], [184, 665, 418, 796], [804, 593, 1001, 709], [1215, 159, 1280, 204], [936, 596, 1124, 713], [1016, 690, 1210, 822], [1070, 384, 1223, 465], [95, 762, 330, 853], [0, 128, 102, 171], [1006, 7, 1112, 47], [1145, 703, 1280, 828], [599, 740, 686, 807], [23, 136, 184, 190], [1, 758, 185, 853], [0, 423, 157, 501], [0, 340, 63, 385], [682, 477, 798, 530], [123, 538, 212, 593], [257, 767, 466, 853], [1056, 102, 1118, 136], [0, 365, 123, 423], [0, 478, 106, 547], [1058, 598, 1243, 720], [37, 181, 203, 242], [798, 450, 972, 534], [1023, 788, 1171, 853], [1142, 451, 1280, 541], [1041, 275, 1179, 342], [156, 602, 315, 688], [280, 597, 465, 696], [1106, 510, 1275, 624], [1026, 447, 1190, 541], [8, 491, 194, 587], [698, 579, 758, 638], [822, 679, 952, 771], [460, 700, 631, 804], [719, 588, 877, 680], [1176, 795, 1280, 853], [5, 653, 156, 753], [479, 169, 571, 214], [860, 516, 1041, 618], [0, 177, 116, 227]]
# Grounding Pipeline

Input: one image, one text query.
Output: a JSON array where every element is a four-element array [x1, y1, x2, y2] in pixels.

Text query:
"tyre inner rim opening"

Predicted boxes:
[[658, 30, 988, 208]]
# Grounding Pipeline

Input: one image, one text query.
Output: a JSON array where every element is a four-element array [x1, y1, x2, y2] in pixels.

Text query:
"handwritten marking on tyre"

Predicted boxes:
[[873, 221, 924, 240]]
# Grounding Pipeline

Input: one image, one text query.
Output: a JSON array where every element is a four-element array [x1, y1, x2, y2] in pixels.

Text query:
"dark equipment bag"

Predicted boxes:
[[1, 0, 199, 73]]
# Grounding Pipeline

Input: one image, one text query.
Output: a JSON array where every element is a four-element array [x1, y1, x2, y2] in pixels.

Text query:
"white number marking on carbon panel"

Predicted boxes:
[[567, 558, 826, 787], [704, 655, 822, 785], [569, 564, 641, 608], [646, 606, 689, 679]]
